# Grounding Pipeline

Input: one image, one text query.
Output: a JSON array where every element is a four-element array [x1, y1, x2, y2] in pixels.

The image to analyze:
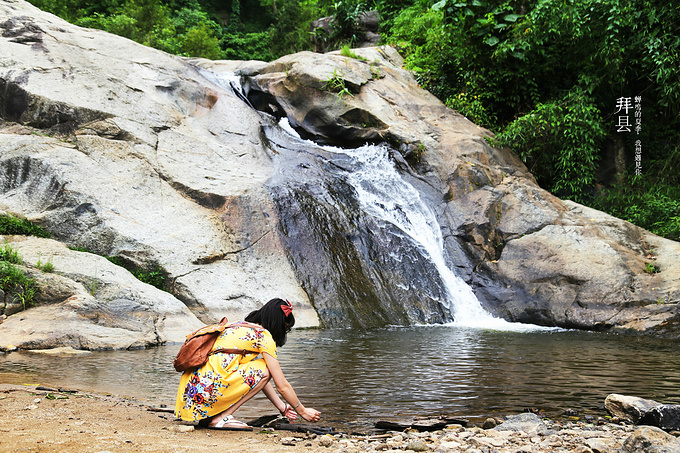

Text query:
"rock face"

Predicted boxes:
[[0, 1, 318, 350], [0, 1, 679, 349]]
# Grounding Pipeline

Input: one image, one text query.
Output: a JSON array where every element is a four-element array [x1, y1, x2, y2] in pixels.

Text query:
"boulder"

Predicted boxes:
[[605, 394, 661, 424], [605, 394, 680, 432], [621, 426, 680, 453], [0, 0, 318, 350], [0, 235, 203, 351]]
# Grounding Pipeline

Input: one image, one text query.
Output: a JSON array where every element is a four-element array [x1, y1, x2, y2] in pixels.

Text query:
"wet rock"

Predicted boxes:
[[604, 394, 660, 424], [640, 405, 680, 431], [481, 418, 497, 429], [621, 426, 680, 453]]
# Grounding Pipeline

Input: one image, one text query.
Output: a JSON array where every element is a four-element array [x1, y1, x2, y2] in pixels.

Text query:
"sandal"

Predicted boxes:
[[208, 415, 253, 431]]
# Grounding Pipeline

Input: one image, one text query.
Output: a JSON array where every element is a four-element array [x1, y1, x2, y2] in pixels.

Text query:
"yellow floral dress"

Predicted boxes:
[[174, 322, 277, 421]]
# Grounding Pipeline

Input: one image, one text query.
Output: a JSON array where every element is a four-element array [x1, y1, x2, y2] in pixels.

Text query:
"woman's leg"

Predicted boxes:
[[208, 367, 271, 427]]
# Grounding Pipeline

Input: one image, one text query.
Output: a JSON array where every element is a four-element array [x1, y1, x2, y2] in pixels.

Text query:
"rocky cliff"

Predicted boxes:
[[1, 0, 678, 350]]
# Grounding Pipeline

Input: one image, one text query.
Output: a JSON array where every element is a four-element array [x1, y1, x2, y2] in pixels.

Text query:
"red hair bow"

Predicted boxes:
[[281, 300, 293, 316]]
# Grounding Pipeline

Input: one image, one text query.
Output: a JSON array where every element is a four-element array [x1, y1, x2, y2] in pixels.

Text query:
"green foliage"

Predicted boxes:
[[495, 89, 605, 203], [386, 0, 680, 240], [67, 246, 169, 292], [0, 214, 51, 238], [221, 31, 276, 61], [340, 44, 366, 60], [332, 0, 368, 45], [0, 244, 37, 311], [0, 242, 21, 264], [40, 261, 55, 273], [179, 22, 222, 59], [105, 256, 168, 291], [592, 177, 680, 242], [645, 262, 659, 274], [323, 68, 354, 100], [36, 254, 55, 273]]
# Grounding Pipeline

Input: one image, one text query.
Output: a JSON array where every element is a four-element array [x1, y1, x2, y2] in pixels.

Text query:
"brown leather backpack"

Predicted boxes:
[[173, 318, 259, 372]]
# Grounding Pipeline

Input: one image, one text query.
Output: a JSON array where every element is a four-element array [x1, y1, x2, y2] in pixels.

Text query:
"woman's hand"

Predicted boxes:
[[299, 407, 321, 423], [281, 404, 298, 421]]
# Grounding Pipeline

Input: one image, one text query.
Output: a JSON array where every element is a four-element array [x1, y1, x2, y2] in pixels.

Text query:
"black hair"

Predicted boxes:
[[245, 298, 295, 347]]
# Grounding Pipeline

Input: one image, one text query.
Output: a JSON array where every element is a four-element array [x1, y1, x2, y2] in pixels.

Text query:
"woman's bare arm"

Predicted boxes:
[[263, 352, 321, 422]]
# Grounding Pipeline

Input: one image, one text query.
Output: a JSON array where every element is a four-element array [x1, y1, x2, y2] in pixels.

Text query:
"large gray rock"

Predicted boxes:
[[621, 426, 680, 453], [0, 235, 203, 350], [605, 394, 662, 424], [0, 0, 319, 351], [605, 394, 680, 432]]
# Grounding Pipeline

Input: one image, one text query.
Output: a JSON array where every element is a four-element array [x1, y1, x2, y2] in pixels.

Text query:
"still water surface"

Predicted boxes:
[[1, 326, 679, 430]]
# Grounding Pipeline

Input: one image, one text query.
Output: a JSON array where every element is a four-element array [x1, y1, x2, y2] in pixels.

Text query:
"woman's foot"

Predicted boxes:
[[207, 414, 253, 431]]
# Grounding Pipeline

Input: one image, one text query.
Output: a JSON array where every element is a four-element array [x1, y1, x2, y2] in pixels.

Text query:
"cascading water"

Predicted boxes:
[[277, 119, 548, 331]]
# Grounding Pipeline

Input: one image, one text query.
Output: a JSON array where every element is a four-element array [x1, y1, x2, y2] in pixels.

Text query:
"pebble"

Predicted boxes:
[[163, 425, 195, 433], [405, 439, 429, 451], [317, 435, 335, 447]]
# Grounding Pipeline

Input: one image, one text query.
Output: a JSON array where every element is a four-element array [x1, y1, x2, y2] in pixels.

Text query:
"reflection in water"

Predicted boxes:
[[1, 327, 679, 429]]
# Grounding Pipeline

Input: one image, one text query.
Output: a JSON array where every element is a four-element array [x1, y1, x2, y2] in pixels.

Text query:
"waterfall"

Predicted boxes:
[[279, 119, 552, 332]]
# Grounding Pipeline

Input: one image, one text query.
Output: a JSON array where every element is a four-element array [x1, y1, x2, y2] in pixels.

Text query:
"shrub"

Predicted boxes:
[[0, 214, 51, 238], [105, 256, 168, 291], [0, 246, 37, 311], [495, 89, 605, 203]]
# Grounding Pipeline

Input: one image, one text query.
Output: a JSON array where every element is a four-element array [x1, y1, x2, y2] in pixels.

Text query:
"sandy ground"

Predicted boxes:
[[0, 384, 330, 453]]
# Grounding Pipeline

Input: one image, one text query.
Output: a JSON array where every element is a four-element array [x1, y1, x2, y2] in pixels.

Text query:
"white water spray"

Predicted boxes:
[[338, 143, 542, 331]]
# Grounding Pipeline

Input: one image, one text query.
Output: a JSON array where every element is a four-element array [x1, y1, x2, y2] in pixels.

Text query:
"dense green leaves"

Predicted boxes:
[[495, 89, 605, 203], [29, 0, 315, 60], [0, 214, 51, 238]]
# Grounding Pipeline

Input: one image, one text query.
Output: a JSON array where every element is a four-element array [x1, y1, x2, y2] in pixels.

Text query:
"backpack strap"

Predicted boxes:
[[226, 321, 264, 331], [211, 348, 259, 356]]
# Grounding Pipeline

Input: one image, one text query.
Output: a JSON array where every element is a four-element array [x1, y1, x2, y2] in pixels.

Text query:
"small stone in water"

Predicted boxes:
[[482, 418, 498, 429]]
